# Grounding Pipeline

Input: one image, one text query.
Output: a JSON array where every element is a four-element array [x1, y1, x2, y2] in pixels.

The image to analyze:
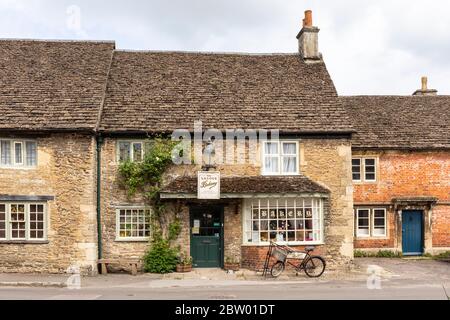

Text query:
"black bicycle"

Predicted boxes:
[[270, 246, 326, 278]]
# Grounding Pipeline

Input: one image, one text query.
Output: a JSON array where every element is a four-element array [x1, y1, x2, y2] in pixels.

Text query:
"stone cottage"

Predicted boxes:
[[0, 39, 114, 274], [96, 11, 355, 270], [341, 79, 450, 256]]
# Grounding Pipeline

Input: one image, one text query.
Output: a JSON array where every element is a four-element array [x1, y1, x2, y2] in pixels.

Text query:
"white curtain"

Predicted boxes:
[[264, 142, 279, 173], [282, 143, 297, 173], [0, 141, 11, 165]]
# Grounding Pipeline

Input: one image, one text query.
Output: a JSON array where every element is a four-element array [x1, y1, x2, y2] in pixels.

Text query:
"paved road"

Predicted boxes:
[[0, 258, 448, 300], [0, 278, 448, 300]]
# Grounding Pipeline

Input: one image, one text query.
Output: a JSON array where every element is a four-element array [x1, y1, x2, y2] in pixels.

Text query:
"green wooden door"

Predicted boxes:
[[190, 206, 223, 268]]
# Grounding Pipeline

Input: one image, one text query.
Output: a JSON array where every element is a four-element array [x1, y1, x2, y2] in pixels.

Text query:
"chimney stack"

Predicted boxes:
[[413, 76, 438, 96], [297, 10, 321, 61]]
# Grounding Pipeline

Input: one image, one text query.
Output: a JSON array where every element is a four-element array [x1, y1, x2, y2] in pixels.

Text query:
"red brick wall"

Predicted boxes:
[[432, 205, 450, 247], [354, 151, 449, 203], [353, 151, 450, 249]]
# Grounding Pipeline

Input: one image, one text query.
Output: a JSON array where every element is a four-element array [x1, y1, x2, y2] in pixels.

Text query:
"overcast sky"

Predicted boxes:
[[1, 0, 449, 95]]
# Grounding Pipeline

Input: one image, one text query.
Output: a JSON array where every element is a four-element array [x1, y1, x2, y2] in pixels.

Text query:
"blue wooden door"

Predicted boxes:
[[402, 211, 423, 255]]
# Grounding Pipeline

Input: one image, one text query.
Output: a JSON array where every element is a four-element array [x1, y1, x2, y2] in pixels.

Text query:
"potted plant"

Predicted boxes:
[[224, 256, 240, 271], [176, 251, 193, 273]]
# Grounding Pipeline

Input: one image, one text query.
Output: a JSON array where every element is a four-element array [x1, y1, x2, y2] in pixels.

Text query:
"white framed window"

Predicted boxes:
[[262, 141, 299, 175], [352, 158, 361, 181], [355, 208, 387, 238], [352, 157, 377, 182], [117, 141, 145, 163], [116, 207, 151, 241], [372, 209, 387, 236], [0, 139, 37, 168], [0, 203, 46, 241], [243, 198, 324, 245], [356, 208, 370, 237]]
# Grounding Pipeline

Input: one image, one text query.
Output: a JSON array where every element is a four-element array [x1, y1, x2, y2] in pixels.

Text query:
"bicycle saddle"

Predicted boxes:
[[305, 246, 315, 252]]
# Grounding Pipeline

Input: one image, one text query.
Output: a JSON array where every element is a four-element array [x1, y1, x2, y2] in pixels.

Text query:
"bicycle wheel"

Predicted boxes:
[[304, 256, 326, 278], [270, 261, 285, 277]]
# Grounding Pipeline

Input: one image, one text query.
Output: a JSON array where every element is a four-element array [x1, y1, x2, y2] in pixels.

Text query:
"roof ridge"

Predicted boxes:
[[340, 95, 450, 98], [114, 49, 300, 56], [0, 38, 115, 44]]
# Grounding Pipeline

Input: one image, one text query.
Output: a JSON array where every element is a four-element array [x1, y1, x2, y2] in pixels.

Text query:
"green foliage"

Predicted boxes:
[[118, 137, 177, 200], [431, 251, 450, 260], [178, 251, 193, 266], [354, 249, 402, 258], [168, 218, 182, 241], [143, 230, 179, 274]]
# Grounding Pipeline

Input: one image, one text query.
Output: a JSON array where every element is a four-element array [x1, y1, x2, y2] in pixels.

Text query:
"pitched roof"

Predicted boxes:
[[160, 175, 330, 198], [99, 51, 353, 134], [340, 96, 450, 149], [0, 39, 115, 132]]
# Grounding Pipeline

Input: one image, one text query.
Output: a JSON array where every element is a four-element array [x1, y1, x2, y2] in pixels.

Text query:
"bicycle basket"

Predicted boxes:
[[272, 248, 288, 262]]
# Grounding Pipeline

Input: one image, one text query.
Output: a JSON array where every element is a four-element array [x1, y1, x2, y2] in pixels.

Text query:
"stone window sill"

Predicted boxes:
[[0, 240, 49, 245]]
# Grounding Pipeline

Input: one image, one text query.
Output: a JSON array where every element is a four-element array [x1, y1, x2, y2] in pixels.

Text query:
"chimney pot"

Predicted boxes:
[[304, 10, 313, 27], [421, 76, 428, 91]]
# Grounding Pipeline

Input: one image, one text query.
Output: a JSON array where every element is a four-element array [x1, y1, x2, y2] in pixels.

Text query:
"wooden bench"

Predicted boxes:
[[98, 259, 141, 276]]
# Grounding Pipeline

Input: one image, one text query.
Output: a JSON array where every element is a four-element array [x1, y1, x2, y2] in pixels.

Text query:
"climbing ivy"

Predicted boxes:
[[118, 136, 183, 273]]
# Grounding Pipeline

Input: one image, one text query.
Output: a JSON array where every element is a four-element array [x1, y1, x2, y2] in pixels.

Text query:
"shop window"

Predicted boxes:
[[244, 198, 324, 245]]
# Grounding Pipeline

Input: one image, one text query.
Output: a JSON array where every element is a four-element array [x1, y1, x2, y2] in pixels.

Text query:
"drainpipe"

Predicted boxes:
[[96, 135, 104, 260]]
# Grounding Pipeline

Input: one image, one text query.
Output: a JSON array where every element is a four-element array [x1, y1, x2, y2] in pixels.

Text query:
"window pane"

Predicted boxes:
[[118, 142, 131, 162], [26, 142, 37, 166], [264, 157, 279, 173], [10, 204, 26, 239], [1, 141, 11, 165], [357, 209, 370, 236], [29, 204, 45, 239], [365, 159, 375, 166], [133, 143, 143, 162], [0, 204, 5, 239], [264, 142, 278, 155], [374, 209, 385, 219], [352, 159, 361, 181], [365, 173, 375, 180], [282, 143, 296, 155], [14, 143, 23, 164], [282, 156, 297, 173]]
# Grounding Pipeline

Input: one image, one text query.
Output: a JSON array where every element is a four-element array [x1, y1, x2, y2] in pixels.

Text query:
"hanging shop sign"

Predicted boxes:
[[197, 171, 220, 199]]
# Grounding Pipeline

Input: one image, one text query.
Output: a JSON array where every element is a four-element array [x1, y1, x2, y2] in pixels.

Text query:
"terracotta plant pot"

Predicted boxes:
[[224, 263, 240, 271], [176, 264, 192, 273]]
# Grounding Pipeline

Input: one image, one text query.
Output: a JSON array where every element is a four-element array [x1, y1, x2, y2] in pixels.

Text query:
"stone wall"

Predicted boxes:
[[0, 133, 98, 274], [353, 150, 450, 251]]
